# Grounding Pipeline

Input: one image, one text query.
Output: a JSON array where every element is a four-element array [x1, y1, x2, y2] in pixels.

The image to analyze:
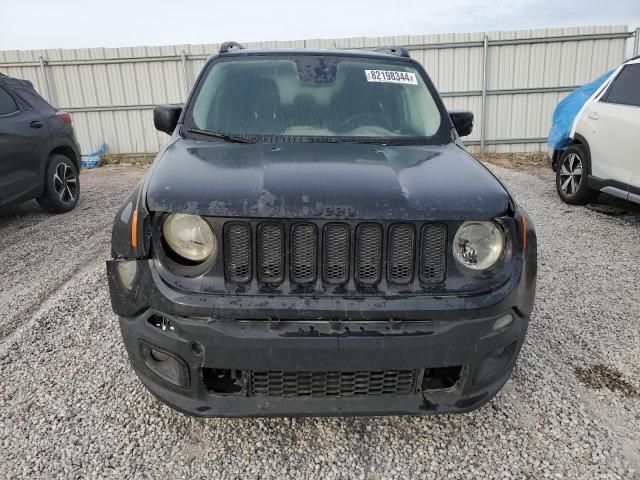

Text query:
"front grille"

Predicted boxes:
[[257, 223, 284, 284], [221, 219, 447, 289], [387, 224, 416, 284], [223, 223, 252, 283], [249, 369, 418, 397]]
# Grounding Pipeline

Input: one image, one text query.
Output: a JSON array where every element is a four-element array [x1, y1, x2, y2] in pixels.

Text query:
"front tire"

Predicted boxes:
[[37, 154, 80, 213], [555, 145, 597, 205]]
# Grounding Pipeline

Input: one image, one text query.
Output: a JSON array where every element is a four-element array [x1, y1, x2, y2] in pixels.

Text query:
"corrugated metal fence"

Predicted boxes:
[[0, 25, 637, 155]]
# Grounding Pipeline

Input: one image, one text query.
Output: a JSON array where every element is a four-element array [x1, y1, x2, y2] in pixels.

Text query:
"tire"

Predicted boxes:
[[555, 145, 597, 205], [37, 154, 80, 213]]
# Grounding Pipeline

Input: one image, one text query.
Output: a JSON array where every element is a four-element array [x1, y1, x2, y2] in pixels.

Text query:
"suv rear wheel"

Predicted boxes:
[[37, 154, 80, 213], [555, 145, 597, 205]]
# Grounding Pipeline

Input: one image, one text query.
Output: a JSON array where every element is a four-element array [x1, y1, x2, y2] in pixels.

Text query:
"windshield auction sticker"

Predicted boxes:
[[365, 70, 418, 85]]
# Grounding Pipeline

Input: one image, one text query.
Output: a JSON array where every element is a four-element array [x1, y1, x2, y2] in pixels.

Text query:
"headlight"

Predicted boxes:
[[162, 213, 217, 263], [452, 221, 505, 270]]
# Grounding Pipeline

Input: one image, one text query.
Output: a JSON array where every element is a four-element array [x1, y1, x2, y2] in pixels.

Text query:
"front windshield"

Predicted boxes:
[[187, 55, 445, 143]]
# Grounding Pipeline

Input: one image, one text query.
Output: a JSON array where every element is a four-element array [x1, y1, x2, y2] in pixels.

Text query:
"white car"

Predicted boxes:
[[550, 56, 640, 205]]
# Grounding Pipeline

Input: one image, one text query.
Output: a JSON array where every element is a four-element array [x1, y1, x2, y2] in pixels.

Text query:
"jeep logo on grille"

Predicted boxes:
[[316, 205, 356, 218]]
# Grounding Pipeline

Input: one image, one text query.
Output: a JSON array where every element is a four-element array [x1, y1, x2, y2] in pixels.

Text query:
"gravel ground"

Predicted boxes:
[[0, 164, 638, 479]]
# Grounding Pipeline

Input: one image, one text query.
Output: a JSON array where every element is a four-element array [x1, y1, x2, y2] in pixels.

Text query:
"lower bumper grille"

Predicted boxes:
[[249, 369, 418, 397]]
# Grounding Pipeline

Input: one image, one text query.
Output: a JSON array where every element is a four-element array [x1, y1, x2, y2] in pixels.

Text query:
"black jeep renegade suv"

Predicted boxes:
[[107, 43, 537, 417]]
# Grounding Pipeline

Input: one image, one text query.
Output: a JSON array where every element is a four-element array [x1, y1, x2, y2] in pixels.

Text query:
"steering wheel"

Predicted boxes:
[[339, 113, 393, 133]]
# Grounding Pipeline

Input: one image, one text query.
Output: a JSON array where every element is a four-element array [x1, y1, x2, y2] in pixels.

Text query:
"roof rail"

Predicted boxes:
[[373, 46, 410, 58], [219, 41, 245, 54]]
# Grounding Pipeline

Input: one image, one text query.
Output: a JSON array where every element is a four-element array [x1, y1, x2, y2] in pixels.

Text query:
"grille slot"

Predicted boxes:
[[257, 223, 284, 285], [387, 224, 416, 284], [223, 223, 252, 282], [250, 370, 418, 397], [355, 223, 383, 285], [291, 223, 317, 284], [323, 223, 350, 284], [420, 224, 447, 283]]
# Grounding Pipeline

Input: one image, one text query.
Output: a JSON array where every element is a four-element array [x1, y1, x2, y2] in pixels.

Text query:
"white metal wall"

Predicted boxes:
[[0, 25, 636, 155]]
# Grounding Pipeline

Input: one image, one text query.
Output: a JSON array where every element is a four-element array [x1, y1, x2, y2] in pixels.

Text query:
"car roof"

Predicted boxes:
[[0, 72, 35, 90], [216, 47, 414, 62]]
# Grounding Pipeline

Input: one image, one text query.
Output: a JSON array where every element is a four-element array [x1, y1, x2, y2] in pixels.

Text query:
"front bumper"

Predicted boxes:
[[120, 309, 527, 417], [107, 258, 535, 417]]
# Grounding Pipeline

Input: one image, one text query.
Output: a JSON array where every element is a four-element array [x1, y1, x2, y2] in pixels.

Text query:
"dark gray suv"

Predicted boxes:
[[107, 44, 537, 417], [0, 73, 81, 213]]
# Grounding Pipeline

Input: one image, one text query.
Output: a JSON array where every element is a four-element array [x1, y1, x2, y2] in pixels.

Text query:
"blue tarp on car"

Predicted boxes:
[[547, 70, 614, 150]]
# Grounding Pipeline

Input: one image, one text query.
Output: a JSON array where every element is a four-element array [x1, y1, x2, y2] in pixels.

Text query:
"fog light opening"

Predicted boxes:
[[150, 348, 170, 362], [139, 341, 190, 388], [493, 313, 514, 331], [474, 340, 519, 384], [421, 366, 463, 391], [202, 368, 243, 394]]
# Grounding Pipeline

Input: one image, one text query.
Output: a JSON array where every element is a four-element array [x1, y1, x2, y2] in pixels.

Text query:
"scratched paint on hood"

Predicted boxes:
[[146, 140, 509, 221]]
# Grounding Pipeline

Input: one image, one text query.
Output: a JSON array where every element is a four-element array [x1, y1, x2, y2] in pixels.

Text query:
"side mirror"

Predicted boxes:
[[153, 104, 182, 135], [449, 110, 474, 137]]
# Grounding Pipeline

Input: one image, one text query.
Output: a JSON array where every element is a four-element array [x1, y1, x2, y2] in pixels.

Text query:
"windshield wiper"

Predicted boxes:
[[186, 128, 256, 144], [337, 138, 387, 144]]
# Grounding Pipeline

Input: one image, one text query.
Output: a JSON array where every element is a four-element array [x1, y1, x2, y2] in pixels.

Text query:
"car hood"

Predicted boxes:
[[146, 140, 510, 221]]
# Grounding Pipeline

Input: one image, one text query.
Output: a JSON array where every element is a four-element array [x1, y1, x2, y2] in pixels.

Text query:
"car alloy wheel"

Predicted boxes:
[[53, 161, 78, 203], [559, 152, 583, 197]]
